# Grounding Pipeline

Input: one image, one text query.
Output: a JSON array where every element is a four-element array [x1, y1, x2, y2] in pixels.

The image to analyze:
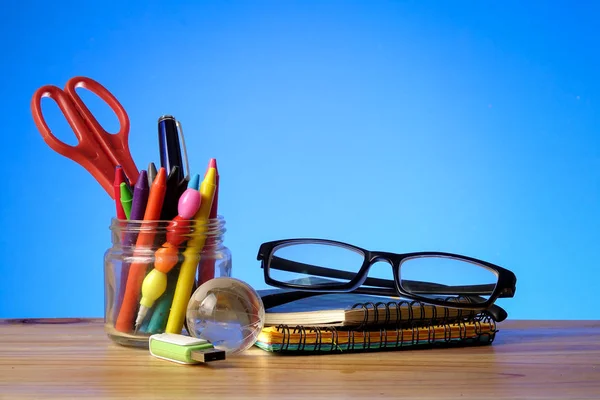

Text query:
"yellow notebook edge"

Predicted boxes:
[[256, 316, 498, 352]]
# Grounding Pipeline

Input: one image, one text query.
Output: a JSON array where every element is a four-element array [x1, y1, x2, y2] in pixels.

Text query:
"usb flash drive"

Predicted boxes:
[[149, 333, 226, 364]]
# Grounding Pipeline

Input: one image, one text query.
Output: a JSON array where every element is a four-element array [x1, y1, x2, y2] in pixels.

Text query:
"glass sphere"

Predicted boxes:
[[186, 277, 265, 354]]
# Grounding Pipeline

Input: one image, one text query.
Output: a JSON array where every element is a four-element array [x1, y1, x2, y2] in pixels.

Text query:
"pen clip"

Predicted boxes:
[[175, 119, 190, 182]]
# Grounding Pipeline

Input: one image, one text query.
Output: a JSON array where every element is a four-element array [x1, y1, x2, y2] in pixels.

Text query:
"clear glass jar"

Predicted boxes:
[[104, 215, 232, 348]]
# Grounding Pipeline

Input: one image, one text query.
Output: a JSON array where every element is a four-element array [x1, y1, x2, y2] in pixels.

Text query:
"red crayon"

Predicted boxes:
[[207, 158, 219, 221]]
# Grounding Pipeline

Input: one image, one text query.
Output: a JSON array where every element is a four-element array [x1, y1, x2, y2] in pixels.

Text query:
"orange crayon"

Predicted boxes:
[[115, 167, 167, 332]]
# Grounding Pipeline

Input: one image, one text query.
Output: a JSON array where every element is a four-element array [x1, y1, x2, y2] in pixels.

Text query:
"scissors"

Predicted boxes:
[[31, 76, 140, 199]]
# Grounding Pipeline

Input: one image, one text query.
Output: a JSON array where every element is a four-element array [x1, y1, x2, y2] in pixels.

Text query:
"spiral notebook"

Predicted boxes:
[[255, 315, 497, 353], [255, 290, 499, 354]]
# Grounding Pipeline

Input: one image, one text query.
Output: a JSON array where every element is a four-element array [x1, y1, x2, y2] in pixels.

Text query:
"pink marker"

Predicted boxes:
[[178, 188, 201, 219]]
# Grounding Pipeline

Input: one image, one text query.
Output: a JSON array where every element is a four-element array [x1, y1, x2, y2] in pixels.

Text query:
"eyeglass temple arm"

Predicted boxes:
[[267, 256, 499, 296], [260, 289, 508, 323]]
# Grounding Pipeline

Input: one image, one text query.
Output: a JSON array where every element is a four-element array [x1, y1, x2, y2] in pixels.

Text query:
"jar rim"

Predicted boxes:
[[108, 215, 226, 234]]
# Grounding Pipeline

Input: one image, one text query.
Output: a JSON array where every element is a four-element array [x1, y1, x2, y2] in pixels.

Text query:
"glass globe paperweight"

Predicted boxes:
[[186, 277, 265, 354]]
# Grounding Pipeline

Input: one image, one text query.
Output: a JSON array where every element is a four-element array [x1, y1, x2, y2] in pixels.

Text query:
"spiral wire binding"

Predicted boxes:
[[314, 323, 323, 352], [268, 298, 499, 354], [349, 295, 481, 332]]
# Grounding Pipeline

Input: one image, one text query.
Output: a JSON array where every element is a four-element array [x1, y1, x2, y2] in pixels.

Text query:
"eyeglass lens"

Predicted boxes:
[[399, 256, 498, 303], [269, 242, 365, 286]]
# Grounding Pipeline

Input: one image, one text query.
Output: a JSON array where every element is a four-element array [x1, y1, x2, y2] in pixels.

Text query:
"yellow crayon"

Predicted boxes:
[[165, 166, 217, 334]]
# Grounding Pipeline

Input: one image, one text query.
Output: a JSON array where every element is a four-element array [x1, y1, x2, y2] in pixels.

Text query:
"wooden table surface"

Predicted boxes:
[[0, 319, 599, 399]]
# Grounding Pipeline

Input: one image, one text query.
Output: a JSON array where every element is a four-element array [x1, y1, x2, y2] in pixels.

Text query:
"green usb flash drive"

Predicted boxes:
[[149, 333, 226, 364]]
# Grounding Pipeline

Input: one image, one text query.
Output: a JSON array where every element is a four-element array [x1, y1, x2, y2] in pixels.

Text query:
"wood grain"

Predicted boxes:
[[0, 319, 599, 399]]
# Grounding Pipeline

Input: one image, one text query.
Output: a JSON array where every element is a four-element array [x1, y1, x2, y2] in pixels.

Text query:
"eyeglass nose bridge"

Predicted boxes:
[[367, 251, 403, 266], [346, 252, 399, 291], [363, 251, 402, 279]]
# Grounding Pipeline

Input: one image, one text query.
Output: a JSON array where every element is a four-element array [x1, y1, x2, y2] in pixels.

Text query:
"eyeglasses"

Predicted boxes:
[[257, 238, 517, 312]]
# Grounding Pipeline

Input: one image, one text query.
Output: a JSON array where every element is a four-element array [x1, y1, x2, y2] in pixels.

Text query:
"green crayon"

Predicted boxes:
[[138, 308, 153, 333], [119, 182, 133, 220]]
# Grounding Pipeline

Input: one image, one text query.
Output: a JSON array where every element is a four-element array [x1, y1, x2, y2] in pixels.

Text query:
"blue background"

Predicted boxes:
[[1, 1, 598, 320]]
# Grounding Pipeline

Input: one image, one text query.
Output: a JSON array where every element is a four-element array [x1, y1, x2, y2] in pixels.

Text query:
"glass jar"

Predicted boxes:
[[104, 215, 232, 348]]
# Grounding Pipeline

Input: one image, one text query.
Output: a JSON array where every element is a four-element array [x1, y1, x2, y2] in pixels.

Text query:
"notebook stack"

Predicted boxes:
[[255, 291, 498, 354]]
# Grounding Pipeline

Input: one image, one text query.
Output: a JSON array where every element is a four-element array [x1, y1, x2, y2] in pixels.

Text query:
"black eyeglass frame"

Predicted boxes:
[[257, 238, 517, 311]]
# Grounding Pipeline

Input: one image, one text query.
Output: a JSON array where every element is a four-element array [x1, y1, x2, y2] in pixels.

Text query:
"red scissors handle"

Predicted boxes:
[[31, 77, 139, 198]]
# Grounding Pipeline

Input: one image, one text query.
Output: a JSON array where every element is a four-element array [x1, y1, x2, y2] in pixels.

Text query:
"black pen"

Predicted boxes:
[[160, 166, 182, 220], [158, 115, 187, 184]]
